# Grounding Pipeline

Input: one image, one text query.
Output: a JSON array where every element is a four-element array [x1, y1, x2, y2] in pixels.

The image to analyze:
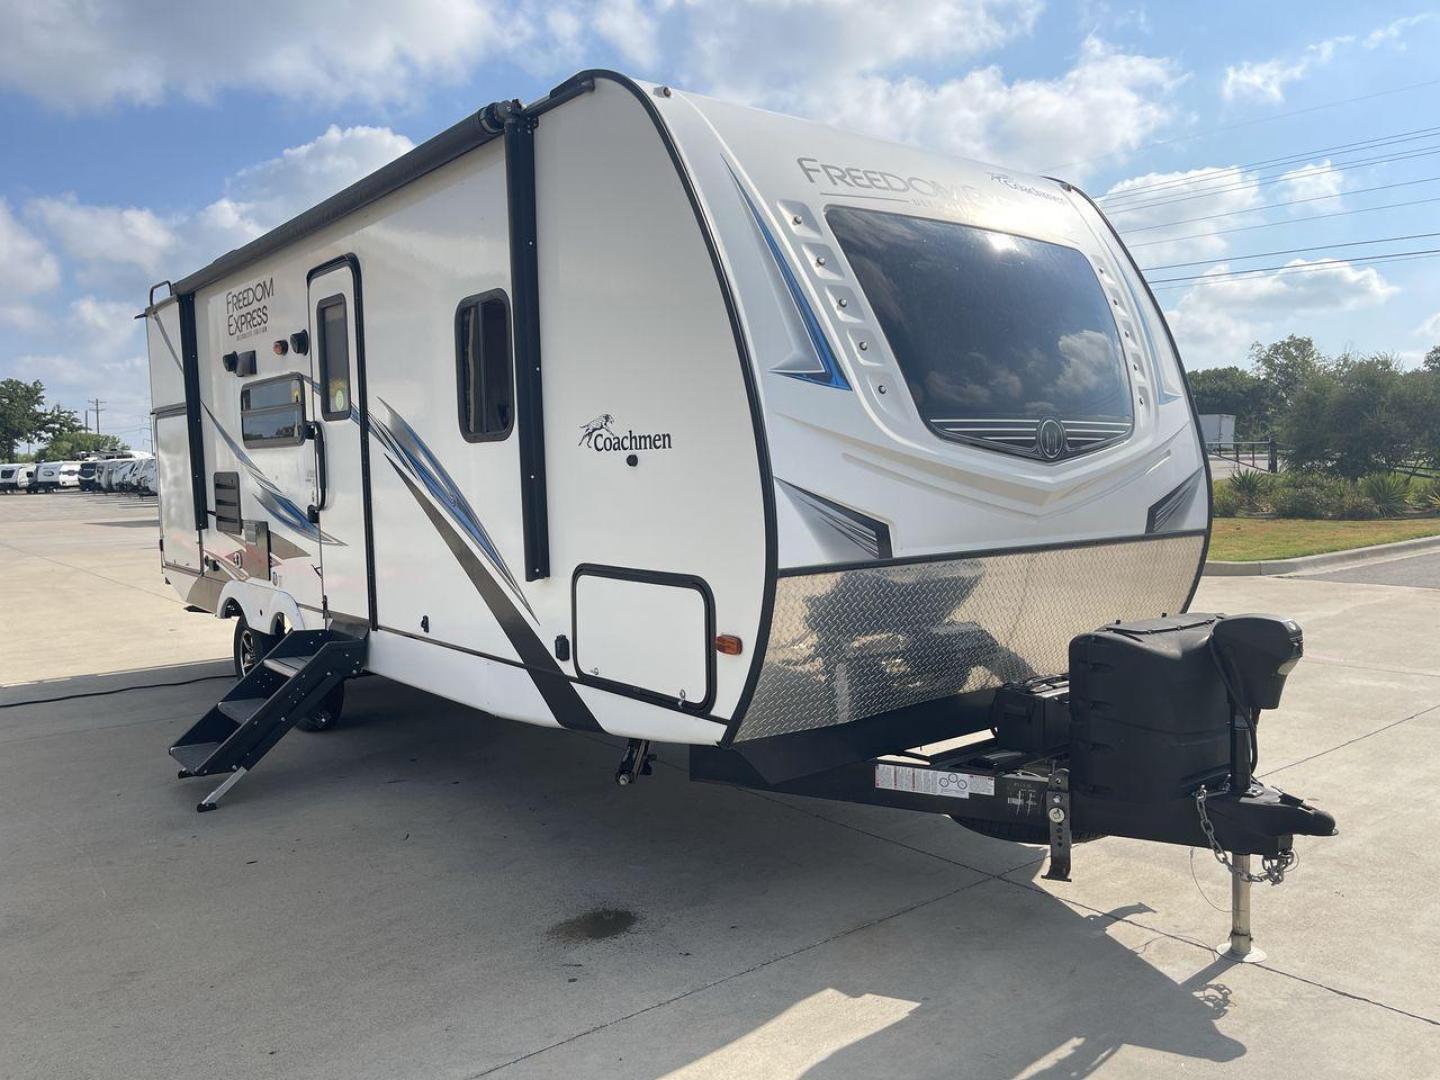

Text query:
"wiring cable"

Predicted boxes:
[[1122, 175, 1440, 233], [1124, 194, 1440, 247], [1099, 123, 1440, 203], [1107, 143, 1440, 216], [1139, 229, 1440, 271]]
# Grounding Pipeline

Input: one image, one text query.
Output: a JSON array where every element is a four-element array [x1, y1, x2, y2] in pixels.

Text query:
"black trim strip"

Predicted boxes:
[[389, 462, 603, 732], [505, 114, 550, 581], [777, 529, 1208, 578], [571, 564, 718, 714], [307, 255, 379, 630], [1057, 181, 1213, 610], [565, 71, 778, 749], [177, 293, 208, 536]]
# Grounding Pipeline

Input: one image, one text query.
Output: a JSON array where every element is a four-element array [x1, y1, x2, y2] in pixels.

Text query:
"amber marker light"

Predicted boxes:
[[715, 634, 744, 656]]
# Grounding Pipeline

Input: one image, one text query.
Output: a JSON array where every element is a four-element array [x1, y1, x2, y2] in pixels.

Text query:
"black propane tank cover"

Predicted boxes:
[[1069, 614, 1230, 803]]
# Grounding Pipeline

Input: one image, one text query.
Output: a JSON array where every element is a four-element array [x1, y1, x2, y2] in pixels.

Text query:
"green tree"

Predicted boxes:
[[1423, 345, 1440, 374], [0, 379, 50, 459], [1186, 366, 1265, 437], [1281, 353, 1427, 478], [38, 431, 128, 460], [1249, 334, 1325, 430]]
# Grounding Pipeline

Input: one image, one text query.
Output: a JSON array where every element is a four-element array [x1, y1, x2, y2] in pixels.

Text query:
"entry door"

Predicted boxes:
[[307, 259, 372, 624]]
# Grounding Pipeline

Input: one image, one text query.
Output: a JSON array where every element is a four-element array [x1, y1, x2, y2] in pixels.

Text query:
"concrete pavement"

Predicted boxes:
[[1, 493, 1436, 1078]]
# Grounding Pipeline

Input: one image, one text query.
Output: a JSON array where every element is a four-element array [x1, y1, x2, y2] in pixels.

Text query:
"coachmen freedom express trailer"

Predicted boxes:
[[146, 71, 1333, 950]]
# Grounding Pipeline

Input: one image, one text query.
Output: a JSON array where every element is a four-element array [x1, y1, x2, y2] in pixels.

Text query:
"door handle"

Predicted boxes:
[[306, 421, 327, 522]]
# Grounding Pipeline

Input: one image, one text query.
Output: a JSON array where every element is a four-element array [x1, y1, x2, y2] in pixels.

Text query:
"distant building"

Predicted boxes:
[[1199, 413, 1236, 445]]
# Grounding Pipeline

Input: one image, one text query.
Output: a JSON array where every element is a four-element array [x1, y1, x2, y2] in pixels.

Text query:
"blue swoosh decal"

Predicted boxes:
[[728, 165, 850, 390]]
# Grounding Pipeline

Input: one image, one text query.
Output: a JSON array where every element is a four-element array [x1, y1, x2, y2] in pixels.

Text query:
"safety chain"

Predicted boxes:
[[1194, 788, 1296, 885]]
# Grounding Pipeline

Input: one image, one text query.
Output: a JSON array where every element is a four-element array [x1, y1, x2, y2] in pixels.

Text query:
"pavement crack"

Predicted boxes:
[[1260, 701, 1440, 778]]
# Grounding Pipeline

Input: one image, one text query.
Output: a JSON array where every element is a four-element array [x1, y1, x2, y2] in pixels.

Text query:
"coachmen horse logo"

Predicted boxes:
[[579, 414, 616, 447]]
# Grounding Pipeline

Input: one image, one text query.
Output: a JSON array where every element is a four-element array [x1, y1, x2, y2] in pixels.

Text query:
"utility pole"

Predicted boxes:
[[89, 398, 105, 434]]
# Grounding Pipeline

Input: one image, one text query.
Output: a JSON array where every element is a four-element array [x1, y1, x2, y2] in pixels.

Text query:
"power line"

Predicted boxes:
[[1138, 230, 1440, 271], [1124, 193, 1440, 248], [1120, 174, 1440, 233], [1146, 246, 1440, 286], [1106, 142, 1440, 216], [1051, 75, 1440, 172], [88, 398, 105, 434], [1099, 124, 1440, 205]]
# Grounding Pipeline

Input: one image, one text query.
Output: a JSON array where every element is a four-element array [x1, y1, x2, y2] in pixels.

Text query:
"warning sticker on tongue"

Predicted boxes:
[[875, 764, 995, 799]]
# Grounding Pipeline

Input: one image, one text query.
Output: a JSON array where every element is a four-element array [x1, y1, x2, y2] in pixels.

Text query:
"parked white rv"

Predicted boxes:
[[3, 463, 37, 493], [145, 72, 1333, 928], [34, 460, 82, 491]]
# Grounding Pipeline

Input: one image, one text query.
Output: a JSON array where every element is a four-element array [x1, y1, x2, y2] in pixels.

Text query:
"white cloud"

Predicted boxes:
[[1277, 160, 1343, 203], [0, 198, 62, 295], [1364, 13, 1434, 49], [29, 196, 177, 282], [1102, 165, 1264, 264], [226, 125, 416, 228], [0, 0, 512, 109], [1223, 14, 1433, 104], [1164, 259, 1397, 368], [684, 0, 1044, 103], [25, 125, 414, 298], [0, 303, 48, 332], [1415, 311, 1440, 341], [761, 36, 1180, 179]]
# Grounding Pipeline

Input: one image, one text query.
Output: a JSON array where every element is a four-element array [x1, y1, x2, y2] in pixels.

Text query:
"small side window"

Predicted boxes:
[[456, 291, 514, 441], [316, 294, 351, 420], [241, 374, 306, 447]]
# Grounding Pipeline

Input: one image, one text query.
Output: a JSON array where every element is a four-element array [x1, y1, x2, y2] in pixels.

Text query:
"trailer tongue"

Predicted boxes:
[[691, 611, 1336, 961]]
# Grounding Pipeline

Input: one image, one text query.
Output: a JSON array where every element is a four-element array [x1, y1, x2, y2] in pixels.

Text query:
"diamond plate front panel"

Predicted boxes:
[[734, 533, 1205, 742]]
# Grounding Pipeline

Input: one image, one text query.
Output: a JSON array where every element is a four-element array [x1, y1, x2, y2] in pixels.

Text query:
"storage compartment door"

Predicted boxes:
[[573, 569, 713, 710]]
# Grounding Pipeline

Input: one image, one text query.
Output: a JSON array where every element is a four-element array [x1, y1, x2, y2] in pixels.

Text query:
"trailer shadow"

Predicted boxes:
[[320, 678, 1248, 1078], [4, 663, 1246, 1079]]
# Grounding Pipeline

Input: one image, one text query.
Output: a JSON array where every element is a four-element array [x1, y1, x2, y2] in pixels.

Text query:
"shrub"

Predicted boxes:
[[1212, 484, 1241, 518], [1228, 469, 1268, 509], [1408, 478, 1439, 511], [1270, 477, 1328, 519], [1334, 485, 1380, 520], [1359, 473, 1410, 517]]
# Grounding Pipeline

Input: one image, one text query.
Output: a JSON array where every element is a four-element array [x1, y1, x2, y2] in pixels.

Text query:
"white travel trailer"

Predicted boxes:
[[146, 71, 1331, 939], [2, 463, 36, 493], [34, 460, 82, 491]]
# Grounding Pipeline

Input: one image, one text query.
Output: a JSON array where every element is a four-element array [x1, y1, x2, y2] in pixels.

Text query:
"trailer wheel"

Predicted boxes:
[[232, 616, 279, 679], [296, 683, 344, 733], [948, 815, 1103, 845]]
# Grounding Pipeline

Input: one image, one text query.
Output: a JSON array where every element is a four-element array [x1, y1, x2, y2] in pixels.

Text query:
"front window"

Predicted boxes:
[[827, 207, 1133, 461]]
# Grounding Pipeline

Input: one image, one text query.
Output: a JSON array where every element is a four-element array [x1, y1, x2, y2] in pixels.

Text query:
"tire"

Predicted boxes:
[[949, 815, 1104, 845], [296, 682, 345, 733], [232, 615, 279, 678]]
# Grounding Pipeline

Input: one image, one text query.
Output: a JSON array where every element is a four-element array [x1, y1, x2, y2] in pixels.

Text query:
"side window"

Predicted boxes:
[[316, 295, 351, 420], [455, 291, 514, 441], [241, 374, 306, 447]]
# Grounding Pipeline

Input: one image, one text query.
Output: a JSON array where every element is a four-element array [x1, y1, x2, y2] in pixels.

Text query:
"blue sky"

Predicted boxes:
[[3, 0, 1439, 450]]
